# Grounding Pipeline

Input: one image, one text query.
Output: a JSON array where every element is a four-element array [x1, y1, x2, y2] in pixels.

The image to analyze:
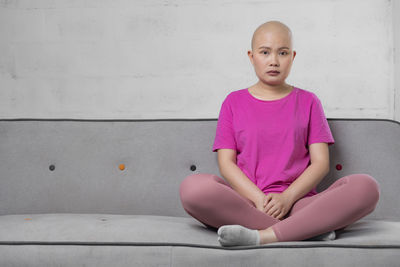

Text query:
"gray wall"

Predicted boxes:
[[394, 0, 400, 121], [0, 0, 398, 121]]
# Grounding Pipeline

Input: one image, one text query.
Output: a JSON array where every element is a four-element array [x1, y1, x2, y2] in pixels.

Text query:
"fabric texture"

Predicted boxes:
[[212, 87, 335, 197], [179, 173, 380, 242]]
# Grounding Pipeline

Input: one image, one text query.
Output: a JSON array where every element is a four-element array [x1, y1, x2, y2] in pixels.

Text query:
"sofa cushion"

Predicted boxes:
[[0, 214, 399, 248], [1, 214, 400, 267]]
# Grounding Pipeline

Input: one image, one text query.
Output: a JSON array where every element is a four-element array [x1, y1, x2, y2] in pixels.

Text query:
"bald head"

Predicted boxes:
[[251, 21, 293, 51]]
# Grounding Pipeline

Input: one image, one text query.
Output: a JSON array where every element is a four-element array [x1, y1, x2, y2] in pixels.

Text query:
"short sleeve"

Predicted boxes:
[[307, 94, 335, 147], [212, 97, 237, 152]]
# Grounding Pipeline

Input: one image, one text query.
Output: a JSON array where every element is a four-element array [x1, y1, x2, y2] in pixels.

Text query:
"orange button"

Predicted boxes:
[[119, 164, 125, 170]]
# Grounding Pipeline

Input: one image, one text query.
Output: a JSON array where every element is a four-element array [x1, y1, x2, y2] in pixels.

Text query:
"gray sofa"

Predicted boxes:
[[0, 118, 399, 267]]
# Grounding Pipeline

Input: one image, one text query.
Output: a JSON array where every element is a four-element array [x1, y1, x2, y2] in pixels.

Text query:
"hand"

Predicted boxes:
[[255, 194, 270, 213], [262, 192, 294, 220]]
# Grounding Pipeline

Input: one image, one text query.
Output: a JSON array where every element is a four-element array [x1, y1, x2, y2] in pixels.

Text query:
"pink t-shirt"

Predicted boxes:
[[212, 86, 335, 197]]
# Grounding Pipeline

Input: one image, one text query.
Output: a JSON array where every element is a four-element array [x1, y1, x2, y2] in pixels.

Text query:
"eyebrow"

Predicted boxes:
[[258, 46, 290, 50]]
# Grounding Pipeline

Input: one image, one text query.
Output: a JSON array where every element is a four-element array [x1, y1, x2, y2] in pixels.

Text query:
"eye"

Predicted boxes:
[[261, 51, 269, 55], [280, 51, 288, 55]]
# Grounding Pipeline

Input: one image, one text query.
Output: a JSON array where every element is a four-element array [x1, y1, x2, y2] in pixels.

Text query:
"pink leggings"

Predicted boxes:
[[179, 173, 380, 242]]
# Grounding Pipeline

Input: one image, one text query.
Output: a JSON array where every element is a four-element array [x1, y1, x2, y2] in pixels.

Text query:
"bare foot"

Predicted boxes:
[[258, 227, 279, 244]]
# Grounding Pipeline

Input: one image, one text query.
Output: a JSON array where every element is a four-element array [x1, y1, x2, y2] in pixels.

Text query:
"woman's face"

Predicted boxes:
[[248, 30, 296, 87]]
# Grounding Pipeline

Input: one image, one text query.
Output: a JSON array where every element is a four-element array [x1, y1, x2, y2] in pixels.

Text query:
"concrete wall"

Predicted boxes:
[[0, 0, 397, 121], [394, 0, 400, 122]]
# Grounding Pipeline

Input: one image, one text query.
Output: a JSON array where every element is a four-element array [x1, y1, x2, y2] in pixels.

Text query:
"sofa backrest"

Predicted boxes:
[[0, 119, 399, 220]]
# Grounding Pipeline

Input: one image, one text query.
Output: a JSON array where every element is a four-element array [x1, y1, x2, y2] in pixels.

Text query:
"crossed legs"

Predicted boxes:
[[179, 173, 380, 245]]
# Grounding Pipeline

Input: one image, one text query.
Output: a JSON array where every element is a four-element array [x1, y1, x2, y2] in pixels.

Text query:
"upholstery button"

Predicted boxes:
[[49, 164, 55, 171], [190, 165, 196, 171], [336, 164, 342, 170], [119, 164, 125, 170]]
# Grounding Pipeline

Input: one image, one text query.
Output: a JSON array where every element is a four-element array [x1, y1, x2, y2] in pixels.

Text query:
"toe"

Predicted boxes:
[[217, 227, 222, 236], [329, 231, 336, 240]]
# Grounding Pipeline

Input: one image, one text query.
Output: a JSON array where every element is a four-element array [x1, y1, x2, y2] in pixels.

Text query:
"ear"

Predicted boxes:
[[247, 50, 254, 65], [292, 50, 296, 60]]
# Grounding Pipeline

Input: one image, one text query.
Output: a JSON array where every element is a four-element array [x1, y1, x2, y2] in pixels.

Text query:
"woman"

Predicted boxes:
[[179, 20, 380, 247]]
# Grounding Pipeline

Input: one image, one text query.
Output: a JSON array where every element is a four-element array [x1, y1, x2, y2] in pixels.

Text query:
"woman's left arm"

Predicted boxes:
[[283, 142, 330, 204]]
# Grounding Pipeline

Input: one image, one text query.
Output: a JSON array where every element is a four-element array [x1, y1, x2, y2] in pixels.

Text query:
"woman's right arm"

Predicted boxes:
[[217, 148, 266, 210]]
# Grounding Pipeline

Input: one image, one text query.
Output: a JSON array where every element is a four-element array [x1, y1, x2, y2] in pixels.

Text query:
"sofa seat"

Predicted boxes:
[[1, 214, 400, 247], [1, 214, 400, 267]]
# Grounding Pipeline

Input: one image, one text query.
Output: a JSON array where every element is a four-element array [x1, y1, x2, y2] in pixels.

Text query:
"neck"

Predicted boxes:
[[253, 81, 291, 95]]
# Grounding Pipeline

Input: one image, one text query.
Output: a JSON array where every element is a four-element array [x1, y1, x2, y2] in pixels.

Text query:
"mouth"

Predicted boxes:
[[267, 70, 280, 76]]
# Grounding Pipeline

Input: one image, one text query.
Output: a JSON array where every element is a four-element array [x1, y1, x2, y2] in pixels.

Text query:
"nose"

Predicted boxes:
[[269, 53, 279, 66]]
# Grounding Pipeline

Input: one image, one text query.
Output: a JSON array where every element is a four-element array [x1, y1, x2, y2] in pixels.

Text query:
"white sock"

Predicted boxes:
[[217, 225, 260, 247], [306, 230, 336, 241]]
